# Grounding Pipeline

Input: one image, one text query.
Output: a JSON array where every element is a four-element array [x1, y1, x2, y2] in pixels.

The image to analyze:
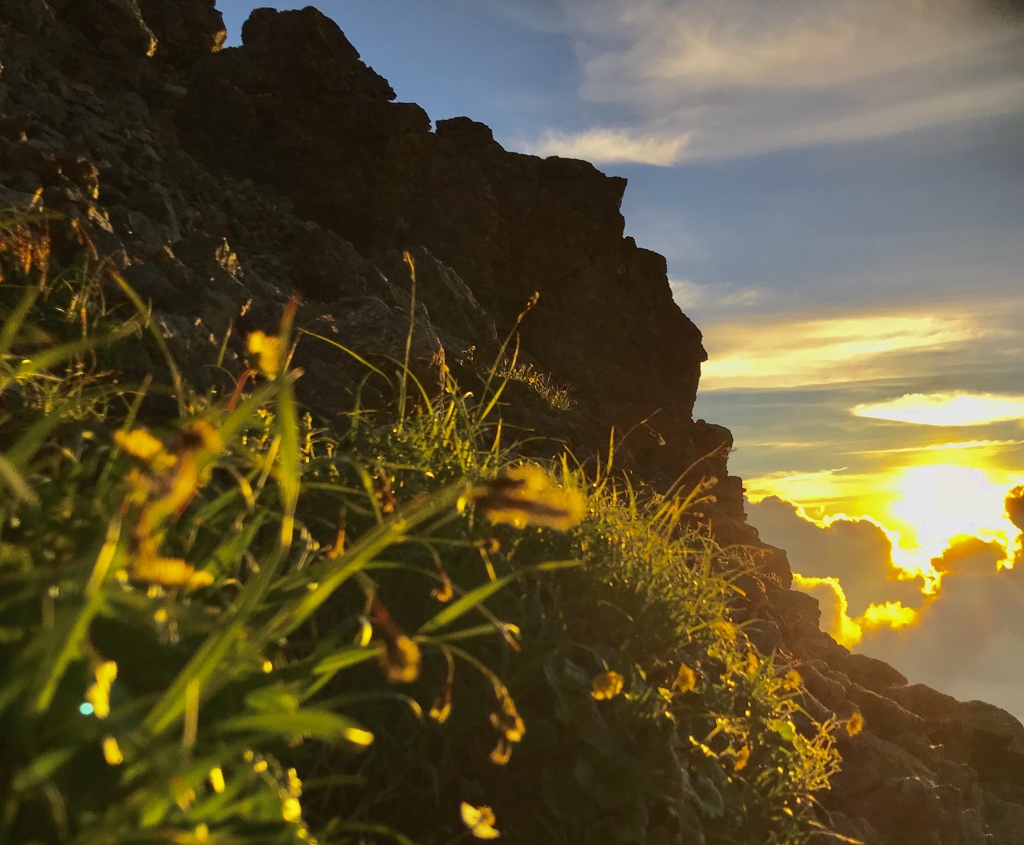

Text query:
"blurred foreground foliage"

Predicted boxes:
[[0, 203, 847, 845]]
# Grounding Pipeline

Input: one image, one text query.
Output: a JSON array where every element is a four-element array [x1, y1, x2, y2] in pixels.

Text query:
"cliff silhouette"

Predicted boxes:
[[0, 2, 1022, 843]]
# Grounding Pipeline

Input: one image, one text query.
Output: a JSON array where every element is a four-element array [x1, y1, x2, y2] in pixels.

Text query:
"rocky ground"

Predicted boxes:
[[0, 2, 1021, 842]]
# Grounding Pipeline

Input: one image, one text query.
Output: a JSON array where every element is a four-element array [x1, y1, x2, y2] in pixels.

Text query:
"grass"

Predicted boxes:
[[494, 359, 576, 412], [0, 202, 852, 845]]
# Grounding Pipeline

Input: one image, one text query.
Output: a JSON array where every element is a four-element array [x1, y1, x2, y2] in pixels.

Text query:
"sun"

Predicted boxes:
[[881, 463, 1021, 582]]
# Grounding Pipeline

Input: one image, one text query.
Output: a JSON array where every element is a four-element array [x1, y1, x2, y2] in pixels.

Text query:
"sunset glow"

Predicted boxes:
[[700, 312, 980, 390], [750, 459, 1024, 647], [854, 392, 1024, 426], [883, 464, 1021, 572]]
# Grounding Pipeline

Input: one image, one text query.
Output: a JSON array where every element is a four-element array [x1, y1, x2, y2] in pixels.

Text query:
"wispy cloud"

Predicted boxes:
[[516, 0, 1024, 160], [853, 392, 1024, 426], [523, 127, 690, 165], [850, 440, 1024, 455], [668, 278, 772, 312], [700, 310, 983, 390]]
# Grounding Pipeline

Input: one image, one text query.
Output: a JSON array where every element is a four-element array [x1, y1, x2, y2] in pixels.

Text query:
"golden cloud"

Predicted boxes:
[[853, 392, 1024, 426], [700, 312, 980, 390], [522, 127, 690, 165]]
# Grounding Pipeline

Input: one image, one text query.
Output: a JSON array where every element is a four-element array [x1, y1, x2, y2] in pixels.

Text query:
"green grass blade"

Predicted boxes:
[[0, 322, 139, 394], [141, 540, 287, 737], [0, 283, 41, 360], [257, 484, 465, 646], [32, 517, 123, 713], [0, 453, 39, 506], [108, 270, 187, 416], [417, 559, 579, 635], [219, 709, 374, 747]]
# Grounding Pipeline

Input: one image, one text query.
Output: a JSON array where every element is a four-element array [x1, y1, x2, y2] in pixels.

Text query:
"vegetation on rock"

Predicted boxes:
[[0, 205, 847, 844]]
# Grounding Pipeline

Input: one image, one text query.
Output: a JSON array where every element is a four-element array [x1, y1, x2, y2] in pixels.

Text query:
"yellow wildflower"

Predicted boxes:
[[372, 599, 421, 684], [431, 576, 455, 603], [86, 660, 118, 719], [846, 712, 865, 737], [733, 744, 751, 771], [355, 617, 373, 647], [115, 428, 176, 472], [489, 737, 513, 766], [132, 555, 214, 590], [342, 726, 374, 747], [102, 736, 123, 766], [378, 633, 421, 684], [469, 465, 585, 531], [178, 419, 223, 455], [591, 671, 625, 701], [429, 683, 453, 724], [247, 330, 282, 379], [489, 692, 525, 744], [672, 664, 697, 694], [282, 796, 302, 823], [209, 767, 226, 794], [460, 802, 500, 840]]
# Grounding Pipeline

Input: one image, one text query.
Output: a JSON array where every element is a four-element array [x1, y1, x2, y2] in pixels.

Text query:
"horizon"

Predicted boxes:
[[218, 0, 1024, 718]]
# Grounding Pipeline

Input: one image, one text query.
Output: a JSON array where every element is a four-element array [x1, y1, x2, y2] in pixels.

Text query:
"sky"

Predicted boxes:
[[216, 1, 1024, 718]]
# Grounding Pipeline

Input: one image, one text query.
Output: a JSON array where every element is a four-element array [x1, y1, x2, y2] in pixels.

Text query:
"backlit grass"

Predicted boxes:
[[0, 203, 848, 845]]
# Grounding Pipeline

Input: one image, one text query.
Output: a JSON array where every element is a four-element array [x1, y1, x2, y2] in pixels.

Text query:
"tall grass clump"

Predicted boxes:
[[0, 203, 848, 845]]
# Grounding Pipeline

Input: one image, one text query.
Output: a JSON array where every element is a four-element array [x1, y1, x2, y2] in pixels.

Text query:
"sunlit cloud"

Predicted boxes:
[[792, 573, 863, 647], [520, 0, 1024, 160], [523, 127, 690, 165], [853, 391, 1024, 426], [745, 469, 874, 512], [790, 573, 920, 647], [700, 311, 981, 390], [851, 439, 1024, 455], [883, 464, 1023, 569], [860, 601, 918, 631], [750, 463, 1024, 588]]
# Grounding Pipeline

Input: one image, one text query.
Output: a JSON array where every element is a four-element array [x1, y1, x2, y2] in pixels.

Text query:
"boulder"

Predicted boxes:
[[833, 652, 909, 694], [52, 0, 158, 58], [135, 0, 226, 63]]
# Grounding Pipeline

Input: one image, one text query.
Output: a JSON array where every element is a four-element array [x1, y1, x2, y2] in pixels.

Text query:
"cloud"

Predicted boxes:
[[859, 540, 1024, 720], [744, 469, 881, 515], [1007, 486, 1024, 532], [747, 490, 1024, 721], [520, 0, 1024, 160], [669, 278, 772, 313], [851, 440, 1024, 456], [853, 391, 1024, 426], [748, 496, 926, 614], [522, 127, 690, 165], [700, 310, 983, 391]]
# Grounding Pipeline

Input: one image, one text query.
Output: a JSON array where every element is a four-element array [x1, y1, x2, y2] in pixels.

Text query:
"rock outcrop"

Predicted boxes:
[[1, 3, 1021, 843]]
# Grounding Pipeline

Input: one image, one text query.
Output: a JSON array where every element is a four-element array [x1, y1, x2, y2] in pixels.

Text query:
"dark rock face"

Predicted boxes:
[[135, 0, 226, 64], [2, 3, 1022, 843], [177, 8, 710, 498]]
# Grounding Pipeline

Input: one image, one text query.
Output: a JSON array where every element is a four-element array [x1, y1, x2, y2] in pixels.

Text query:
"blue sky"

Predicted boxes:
[[215, 1, 1024, 716]]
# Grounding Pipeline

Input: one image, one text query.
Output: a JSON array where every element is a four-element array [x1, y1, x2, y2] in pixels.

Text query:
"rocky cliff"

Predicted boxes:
[[0, 2, 1021, 843]]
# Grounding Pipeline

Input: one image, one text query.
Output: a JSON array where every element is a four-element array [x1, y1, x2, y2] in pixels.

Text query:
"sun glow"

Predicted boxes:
[[883, 464, 1021, 576], [750, 460, 1024, 646]]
